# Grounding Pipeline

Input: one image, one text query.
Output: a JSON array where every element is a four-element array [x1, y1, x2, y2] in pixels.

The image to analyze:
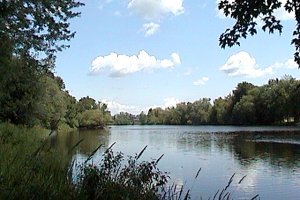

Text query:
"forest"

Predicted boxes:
[[114, 75, 300, 126]]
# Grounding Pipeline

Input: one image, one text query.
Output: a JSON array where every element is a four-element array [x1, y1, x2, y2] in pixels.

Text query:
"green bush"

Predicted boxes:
[[76, 145, 169, 200]]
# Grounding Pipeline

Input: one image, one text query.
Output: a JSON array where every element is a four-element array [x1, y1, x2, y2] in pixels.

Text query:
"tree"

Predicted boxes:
[[77, 96, 97, 113], [138, 111, 147, 125], [64, 92, 79, 128], [189, 98, 212, 125], [113, 112, 135, 125], [37, 75, 68, 130], [0, 0, 84, 64], [218, 0, 300, 66], [76, 97, 112, 128], [0, 56, 42, 125], [0, 1, 84, 125], [232, 94, 257, 124], [210, 97, 231, 124]]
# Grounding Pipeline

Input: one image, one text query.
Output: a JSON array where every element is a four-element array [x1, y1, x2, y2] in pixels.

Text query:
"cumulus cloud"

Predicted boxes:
[[102, 100, 140, 115], [142, 22, 160, 36], [216, 0, 293, 21], [102, 97, 180, 115], [162, 97, 180, 108], [90, 50, 181, 77], [193, 77, 209, 86], [269, 58, 298, 69], [274, 0, 294, 20], [128, 0, 184, 20], [148, 97, 180, 110], [220, 51, 272, 78]]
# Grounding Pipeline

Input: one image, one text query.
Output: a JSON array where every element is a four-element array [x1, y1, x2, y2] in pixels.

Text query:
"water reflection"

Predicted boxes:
[[174, 131, 300, 170], [51, 126, 300, 199], [50, 129, 110, 156], [232, 133, 300, 169]]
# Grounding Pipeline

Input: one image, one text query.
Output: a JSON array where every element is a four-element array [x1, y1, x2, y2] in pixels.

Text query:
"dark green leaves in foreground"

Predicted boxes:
[[0, 0, 84, 61], [77, 146, 169, 200], [218, 0, 300, 67]]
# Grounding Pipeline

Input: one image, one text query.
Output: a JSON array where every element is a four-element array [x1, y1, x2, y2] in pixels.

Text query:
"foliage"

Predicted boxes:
[[76, 97, 112, 128], [36, 75, 68, 130], [0, 0, 84, 127], [78, 109, 110, 128], [135, 76, 300, 126], [139, 111, 148, 125], [0, 56, 42, 125], [76, 96, 97, 113], [113, 112, 136, 125], [0, 123, 75, 200], [77, 146, 169, 200], [0, 0, 84, 62], [218, 0, 300, 66]]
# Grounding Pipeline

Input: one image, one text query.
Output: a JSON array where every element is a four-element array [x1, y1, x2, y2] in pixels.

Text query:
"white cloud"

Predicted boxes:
[[102, 97, 180, 115], [171, 52, 181, 65], [274, 0, 294, 21], [269, 58, 298, 69], [216, 0, 294, 21], [90, 50, 181, 77], [128, 0, 184, 20], [102, 99, 140, 115], [193, 77, 209, 86], [142, 22, 160, 36], [163, 97, 180, 108], [220, 51, 272, 78], [148, 97, 180, 111]]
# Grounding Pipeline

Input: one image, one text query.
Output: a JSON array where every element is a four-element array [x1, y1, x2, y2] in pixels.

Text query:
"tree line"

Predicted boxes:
[[117, 76, 300, 126], [1, 70, 299, 129]]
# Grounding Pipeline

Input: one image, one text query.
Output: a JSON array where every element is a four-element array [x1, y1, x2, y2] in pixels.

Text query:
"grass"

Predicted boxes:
[[0, 123, 260, 200], [0, 123, 75, 200]]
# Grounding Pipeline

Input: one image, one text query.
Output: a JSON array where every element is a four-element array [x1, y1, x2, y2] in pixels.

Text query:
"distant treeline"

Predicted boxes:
[[115, 76, 300, 126], [1, 62, 299, 130]]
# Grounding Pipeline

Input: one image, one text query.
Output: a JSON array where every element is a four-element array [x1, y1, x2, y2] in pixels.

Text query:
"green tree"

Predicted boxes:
[[0, 0, 83, 125], [147, 108, 165, 125], [218, 0, 300, 66], [138, 111, 147, 125], [0, 0, 84, 63], [37, 75, 68, 130], [210, 97, 231, 124], [164, 107, 181, 125], [64, 93, 79, 128], [114, 112, 135, 125], [0, 56, 42, 125], [189, 98, 212, 125], [78, 110, 107, 128], [77, 96, 97, 113], [232, 94, 256, 125], [76, 97, 112, 128]]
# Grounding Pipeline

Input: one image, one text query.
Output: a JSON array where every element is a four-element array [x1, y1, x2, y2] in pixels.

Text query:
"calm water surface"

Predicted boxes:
[[51, 125, 300, 199]]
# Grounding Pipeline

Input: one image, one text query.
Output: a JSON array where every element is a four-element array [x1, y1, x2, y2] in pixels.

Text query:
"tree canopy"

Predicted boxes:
[[218, 0, 300, 66], [0, 0, 84, 126], [0, 0, 84, 64]]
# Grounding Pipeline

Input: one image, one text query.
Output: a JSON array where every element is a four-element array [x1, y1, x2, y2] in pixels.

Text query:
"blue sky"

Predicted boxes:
[[56, 0, 300, 115]]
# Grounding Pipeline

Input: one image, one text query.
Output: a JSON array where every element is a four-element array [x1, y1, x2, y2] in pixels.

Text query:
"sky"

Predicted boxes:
[[56, 0, 300, 115]]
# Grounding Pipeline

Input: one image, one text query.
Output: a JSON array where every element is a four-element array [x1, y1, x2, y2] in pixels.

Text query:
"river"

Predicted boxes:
[[50, 125, 300, 199]]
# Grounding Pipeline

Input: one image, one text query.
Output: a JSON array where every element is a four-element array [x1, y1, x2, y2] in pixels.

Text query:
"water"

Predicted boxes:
[[51, 125, 300, 199]]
